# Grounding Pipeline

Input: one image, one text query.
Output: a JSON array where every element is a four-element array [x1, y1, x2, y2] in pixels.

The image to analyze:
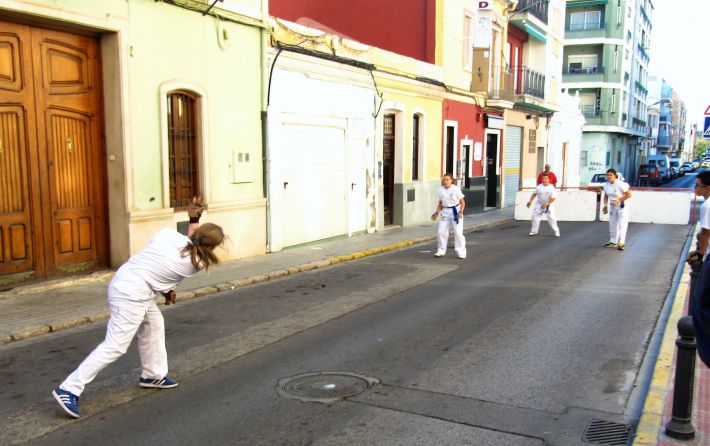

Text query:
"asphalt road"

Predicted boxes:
[[1, 219, 691, 445]]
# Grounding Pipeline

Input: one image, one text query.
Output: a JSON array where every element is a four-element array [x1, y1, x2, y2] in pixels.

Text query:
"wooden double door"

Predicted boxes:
[[0, 21, 107, 284]]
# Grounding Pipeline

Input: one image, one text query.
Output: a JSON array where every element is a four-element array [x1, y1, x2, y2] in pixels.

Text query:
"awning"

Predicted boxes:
[[567, 0, 608, 8], [523, 22, 547, 43]]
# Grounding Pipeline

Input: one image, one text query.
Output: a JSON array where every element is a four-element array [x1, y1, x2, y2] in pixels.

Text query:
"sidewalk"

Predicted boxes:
[[0, 208, 513, 345], [634, 250, 710, 445]]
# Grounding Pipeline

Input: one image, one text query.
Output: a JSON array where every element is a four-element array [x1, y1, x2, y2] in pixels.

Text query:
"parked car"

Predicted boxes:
[[703, 160, 710, 168], [638, 164, 662, 186], [681, 162, 694, 174], [670, 166, 680, 179], [648, 155, 672, 182], [670, 158, 683, 177]]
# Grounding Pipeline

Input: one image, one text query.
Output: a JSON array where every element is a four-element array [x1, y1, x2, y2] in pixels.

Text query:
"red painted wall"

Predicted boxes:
[[270, 0, 437, 63], [443, 99, 486, 177]]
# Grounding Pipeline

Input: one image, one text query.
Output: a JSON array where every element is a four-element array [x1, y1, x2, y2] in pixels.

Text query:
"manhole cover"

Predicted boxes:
[[277, 371, 379, 404], [582, 418, 632, 445]]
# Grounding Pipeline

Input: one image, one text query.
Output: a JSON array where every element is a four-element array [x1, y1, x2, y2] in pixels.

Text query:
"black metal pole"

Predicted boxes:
[[688, 261, 702, 316], [665, 316, 697, 440]]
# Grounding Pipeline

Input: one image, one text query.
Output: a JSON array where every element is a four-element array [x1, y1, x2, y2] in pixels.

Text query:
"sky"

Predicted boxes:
[[648, 0, 709, 130]]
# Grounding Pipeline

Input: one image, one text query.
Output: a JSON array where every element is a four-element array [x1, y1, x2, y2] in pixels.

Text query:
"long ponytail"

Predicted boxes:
[[181, 223, 225, 271]]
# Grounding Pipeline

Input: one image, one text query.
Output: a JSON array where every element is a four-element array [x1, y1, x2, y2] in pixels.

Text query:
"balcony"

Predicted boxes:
[[485, 66, 515, 110], [516, 67, 545, 99], [515, 0, 549, 24], [562, 66, 605, 83], [565, 21, 607, 39], [580, 104, 601, 118]]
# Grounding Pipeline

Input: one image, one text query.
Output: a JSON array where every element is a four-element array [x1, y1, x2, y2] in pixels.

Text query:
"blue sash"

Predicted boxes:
[[447, 205, 460, 224]]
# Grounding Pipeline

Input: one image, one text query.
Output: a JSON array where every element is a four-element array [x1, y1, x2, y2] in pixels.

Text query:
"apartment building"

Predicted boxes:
[[563, 0, 654, 184]]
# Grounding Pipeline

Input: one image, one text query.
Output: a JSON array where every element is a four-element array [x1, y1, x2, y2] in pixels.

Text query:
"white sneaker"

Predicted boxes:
[[528, 232, 537, 236], [554, 231, 560, 237], [457, 255, 466, 259], [434, 252, 444, 258]]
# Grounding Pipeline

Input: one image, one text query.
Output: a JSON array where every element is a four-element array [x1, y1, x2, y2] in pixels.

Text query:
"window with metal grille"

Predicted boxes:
[[167, 91, 199, 209], [412, 114, 420, 181]]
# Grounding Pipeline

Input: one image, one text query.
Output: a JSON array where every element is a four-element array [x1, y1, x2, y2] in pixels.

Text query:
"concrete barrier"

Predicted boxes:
[[514, 190, 598, 221], [598, 190, 694, 225]]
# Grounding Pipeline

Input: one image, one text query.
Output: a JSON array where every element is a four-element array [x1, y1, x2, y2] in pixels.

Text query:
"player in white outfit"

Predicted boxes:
[[602, 168, 632, 251], [432, 173, 466, 259], [526, 173, 560, 237], [52, 198, 225, 418]]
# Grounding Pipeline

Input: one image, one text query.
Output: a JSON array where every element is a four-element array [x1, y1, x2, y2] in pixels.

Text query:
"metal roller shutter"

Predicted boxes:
[[504, 125, 522, 207]]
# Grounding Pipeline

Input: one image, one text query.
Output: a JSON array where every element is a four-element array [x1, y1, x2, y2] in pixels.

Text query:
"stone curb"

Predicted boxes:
[[631, 230, 694, 445], [0, 216, 511, 346]]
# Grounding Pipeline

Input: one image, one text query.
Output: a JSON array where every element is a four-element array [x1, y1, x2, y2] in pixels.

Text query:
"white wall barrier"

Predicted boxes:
[[598, 190, 694, 225], [514, 190, 598, 221]]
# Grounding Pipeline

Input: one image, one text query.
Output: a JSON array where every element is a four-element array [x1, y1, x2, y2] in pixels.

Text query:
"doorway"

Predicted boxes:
[[485, 132, 499, 208], [383, 113, 395, 225], [0, 21, 107, 284], [445, 125, 455, 175], [462, 143, 471, 189]]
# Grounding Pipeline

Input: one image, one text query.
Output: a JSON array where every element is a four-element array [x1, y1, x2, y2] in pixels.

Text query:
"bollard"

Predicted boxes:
[[687, 261, 702, 316], [665, 316, 697, 440]]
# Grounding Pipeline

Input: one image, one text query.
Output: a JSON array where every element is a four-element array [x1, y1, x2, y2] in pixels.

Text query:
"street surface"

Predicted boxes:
[[1, 219, 691, 445]]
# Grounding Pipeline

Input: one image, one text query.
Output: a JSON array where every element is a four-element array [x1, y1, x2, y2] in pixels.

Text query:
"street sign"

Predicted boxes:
[[704, 116, 710, 139]]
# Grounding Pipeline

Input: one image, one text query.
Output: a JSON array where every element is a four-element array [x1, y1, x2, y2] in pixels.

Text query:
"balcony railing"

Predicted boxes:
[[515, 0, 549, 24], [580, 104, 600, 118], [487, 66, 515, 102], [563, 66, 604, 75], [516, 67, 545, 99], [568, 22, 605, 31]]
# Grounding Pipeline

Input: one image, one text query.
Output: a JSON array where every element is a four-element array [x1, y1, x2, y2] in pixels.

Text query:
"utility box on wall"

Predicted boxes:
[[231, 149, 254, 183]]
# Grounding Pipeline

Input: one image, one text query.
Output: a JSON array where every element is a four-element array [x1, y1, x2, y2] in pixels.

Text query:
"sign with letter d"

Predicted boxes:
[[478, 1, 492, 9]]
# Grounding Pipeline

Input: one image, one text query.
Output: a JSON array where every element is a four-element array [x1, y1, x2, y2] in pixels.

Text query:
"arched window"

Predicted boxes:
[[166, 91, 199, 209]]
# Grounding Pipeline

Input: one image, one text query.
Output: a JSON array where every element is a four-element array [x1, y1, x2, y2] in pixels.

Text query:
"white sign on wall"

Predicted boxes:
[[474, 142, 483, 161], [474, 16, 492, 48], [477, 1, 493, 10]]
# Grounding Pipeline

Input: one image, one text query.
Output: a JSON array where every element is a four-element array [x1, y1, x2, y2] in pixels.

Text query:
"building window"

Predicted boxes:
[[570, 11, 601, 30], [581, 151, 588, 166], [167, 91, 199, 209], [463, 13, 474, 69], [412, 114, 420, 181], [617, 151, 621, 164], [605, 151, 611, 166]]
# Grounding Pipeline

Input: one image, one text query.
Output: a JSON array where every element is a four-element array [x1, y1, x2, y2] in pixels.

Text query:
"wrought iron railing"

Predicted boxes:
[[563, 66, 604, 75], [515, 0, 549, 24], [568, 22, 605, 31], [487, 66, 515, 102], [580, 104, 601, 118], [516, 67, 545, 99]]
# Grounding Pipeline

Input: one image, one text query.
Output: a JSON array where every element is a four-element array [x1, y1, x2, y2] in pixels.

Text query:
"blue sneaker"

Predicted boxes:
[[139, 376, 178, 389], [52, 387, 80, 418]]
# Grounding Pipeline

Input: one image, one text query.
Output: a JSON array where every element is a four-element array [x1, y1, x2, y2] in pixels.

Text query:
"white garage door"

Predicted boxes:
[[504, 125, 522, 207], [281, 123, 347, 247]]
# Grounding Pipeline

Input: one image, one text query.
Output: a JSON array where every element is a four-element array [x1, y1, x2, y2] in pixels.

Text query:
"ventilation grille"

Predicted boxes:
[[582, 418, 632, 445]]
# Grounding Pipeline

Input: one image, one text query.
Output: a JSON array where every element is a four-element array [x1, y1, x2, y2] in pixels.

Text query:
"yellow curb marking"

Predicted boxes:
[[631, 228, 696, 445]]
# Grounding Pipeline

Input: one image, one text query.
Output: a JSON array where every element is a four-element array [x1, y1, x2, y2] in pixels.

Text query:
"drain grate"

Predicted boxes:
[[277, 371, 379, 404], [582, 418, 632, 445]]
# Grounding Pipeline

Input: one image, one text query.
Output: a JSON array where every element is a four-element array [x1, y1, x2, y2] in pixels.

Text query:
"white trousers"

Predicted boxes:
[[60, 288, 168, 396], [436, 208, 466, 258], [608, 204, 628, 244], [530, 204, 559, 234]]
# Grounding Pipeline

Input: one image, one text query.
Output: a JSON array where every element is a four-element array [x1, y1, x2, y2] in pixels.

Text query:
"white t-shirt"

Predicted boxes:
[[438, 185, 464, 207], [534, 183, 556, 205], [701, 199, 710, 256], [111, 228, 199, 300], [603, 180, 630, 203]]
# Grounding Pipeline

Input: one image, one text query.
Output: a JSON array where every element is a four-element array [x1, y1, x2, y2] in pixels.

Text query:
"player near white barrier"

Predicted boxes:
[[526, 173, 560, 237], [601, 168, 632, 251]]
